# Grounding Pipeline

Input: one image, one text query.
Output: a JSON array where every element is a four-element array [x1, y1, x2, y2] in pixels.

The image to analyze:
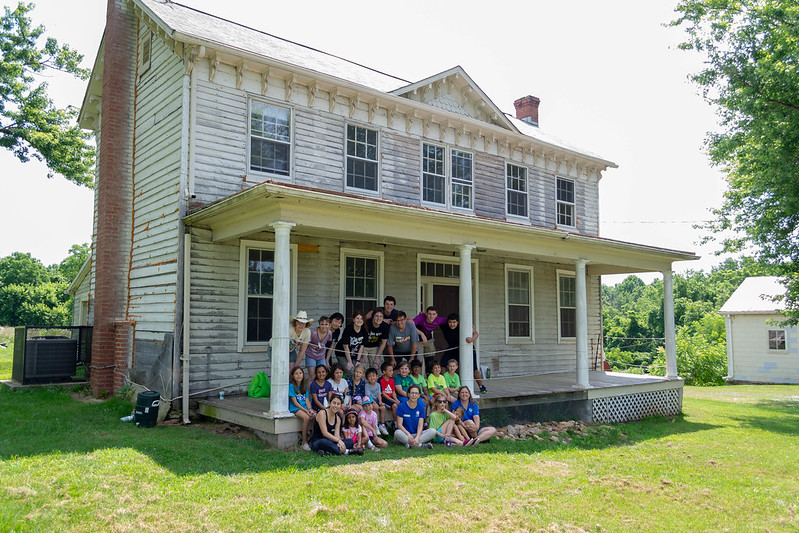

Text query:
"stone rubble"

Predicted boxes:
[[495, 420, 614, 444]]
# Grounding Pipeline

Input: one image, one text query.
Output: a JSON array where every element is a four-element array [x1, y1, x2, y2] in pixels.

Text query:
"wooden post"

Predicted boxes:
[[458, 244, 476, 393], [268, 221, 295, 413], [663, 269, 679, 379], [575, 259, 590, 388]]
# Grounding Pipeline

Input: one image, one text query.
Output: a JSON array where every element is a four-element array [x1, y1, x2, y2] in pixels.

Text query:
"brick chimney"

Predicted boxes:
[[513, 95, 540, 126]]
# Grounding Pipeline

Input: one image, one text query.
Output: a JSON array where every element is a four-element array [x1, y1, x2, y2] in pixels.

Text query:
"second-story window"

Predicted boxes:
[[450, 150, 473, 209], [250, 101, 291, 176], [346, 125, 379, 191], [557, 177, 575, 226], [422, 143, 446, 204], [506, 163, 528, 217]]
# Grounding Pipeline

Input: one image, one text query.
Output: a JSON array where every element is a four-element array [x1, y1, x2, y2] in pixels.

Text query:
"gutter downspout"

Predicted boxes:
[[182, 232, 191, 424]]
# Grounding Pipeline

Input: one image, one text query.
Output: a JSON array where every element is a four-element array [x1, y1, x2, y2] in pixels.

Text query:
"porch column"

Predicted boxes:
[[458, 244, 476, 393], [574, 259, 590, 388], [663, 269, 679, 379], [268, 221, 295, 414]]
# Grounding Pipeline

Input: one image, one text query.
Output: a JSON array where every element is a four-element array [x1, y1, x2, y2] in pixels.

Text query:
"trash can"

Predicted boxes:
[[134, 391, 160, 428]]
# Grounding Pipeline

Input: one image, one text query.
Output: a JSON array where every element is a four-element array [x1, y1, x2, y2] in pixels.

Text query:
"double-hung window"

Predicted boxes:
[[558, 272, 576, 340], [506, 265, 534, 341], [341, 250, 384, 321], [250, 101, 291, 176], [768, 329, 786, 351], [422, 143, 473, 209], [346, 125, 379, 192], [556, 177, 575, 227], [245, 248, 275, 343], [507, 163, 528, 218]]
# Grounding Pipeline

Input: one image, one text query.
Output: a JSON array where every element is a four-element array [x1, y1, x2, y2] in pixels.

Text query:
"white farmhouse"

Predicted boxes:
[[720, 276, 798, 384]]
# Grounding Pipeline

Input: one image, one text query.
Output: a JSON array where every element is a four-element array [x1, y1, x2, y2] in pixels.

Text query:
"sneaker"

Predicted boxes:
[[467, 438, 477, 446], [420, 442, 434, 449], [405, 443, 411, 449], [352, 446, 364, 455], [302, 443, 311, 452], [377, 424, 386, 435], [444, 438, 452, 447], [479, 385, 488, 394], [316, 450, 326, 457]]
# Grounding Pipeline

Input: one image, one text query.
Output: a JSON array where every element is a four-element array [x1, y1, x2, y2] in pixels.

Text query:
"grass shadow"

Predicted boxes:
[[726, 399, 799, 436]]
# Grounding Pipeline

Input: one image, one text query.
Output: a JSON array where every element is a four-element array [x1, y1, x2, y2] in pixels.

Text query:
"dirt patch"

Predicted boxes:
[[191, 421, 258, 440], [70, 391, 106, 404]]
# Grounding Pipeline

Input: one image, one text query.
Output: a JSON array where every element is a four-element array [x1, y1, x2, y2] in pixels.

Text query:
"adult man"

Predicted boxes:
[[363, 308, 390, 368], [365, 296, 398, 326], [386, 311, 420, 367], [412, 306, 447, 369]]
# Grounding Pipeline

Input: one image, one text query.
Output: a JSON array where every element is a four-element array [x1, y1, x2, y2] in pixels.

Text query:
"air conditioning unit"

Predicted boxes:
[[12, 329, 78, 385]]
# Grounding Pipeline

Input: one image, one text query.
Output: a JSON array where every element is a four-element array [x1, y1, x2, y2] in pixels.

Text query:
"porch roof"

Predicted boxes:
[[184, 181, 697, 276]]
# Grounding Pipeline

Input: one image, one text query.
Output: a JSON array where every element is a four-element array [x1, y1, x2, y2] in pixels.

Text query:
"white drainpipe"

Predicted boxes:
[[182, 232, 191, 424]]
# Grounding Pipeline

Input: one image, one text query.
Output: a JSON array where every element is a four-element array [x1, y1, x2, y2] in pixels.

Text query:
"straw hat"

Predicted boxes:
[[291, 311, 313, 324]]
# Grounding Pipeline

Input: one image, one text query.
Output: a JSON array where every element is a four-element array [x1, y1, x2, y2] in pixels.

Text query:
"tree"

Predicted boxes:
[[671, 0, 799, 323], [57, 243, 90, 283], [0, 251, 49, 286], [1, 2, 94, 186]]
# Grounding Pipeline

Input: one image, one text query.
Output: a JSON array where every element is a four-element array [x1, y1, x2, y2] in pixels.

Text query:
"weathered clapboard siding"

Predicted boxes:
[[474, 151, 506, 220], [580, 175, 600, 236], [381, 131, 422, 206], [528, 166, 552, 228], [294, 109, 346, 190], [129, 27, 183, 336]]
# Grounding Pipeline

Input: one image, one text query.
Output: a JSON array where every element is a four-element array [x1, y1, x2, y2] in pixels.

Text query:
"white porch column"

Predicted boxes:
[[574, 259, 590, 388], [663, 269, 679, 379], [268, 221, 295, 414], [458, 244, 476, 393]]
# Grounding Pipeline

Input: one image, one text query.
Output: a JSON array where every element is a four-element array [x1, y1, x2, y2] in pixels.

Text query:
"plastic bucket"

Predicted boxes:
[[134, 391, 160, 428]]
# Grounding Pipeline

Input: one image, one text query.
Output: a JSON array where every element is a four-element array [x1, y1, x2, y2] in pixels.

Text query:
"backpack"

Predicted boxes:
[[247, 371, 271, 398]]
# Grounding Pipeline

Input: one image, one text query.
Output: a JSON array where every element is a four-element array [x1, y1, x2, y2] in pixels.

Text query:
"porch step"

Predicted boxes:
[[197, 395, 302, 448]]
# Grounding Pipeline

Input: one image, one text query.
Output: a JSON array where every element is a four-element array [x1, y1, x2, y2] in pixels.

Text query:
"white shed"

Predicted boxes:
[[719, 276, 798, 384]]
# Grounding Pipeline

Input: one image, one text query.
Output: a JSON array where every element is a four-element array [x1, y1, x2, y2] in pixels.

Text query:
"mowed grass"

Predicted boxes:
[[0, 379, 797, 532]]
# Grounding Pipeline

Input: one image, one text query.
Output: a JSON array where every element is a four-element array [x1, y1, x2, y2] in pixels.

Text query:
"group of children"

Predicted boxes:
[[288, 356, 491, 453]]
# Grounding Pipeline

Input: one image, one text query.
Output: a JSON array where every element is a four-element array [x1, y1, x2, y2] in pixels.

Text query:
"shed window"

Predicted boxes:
[[768, 329, 786, 351]]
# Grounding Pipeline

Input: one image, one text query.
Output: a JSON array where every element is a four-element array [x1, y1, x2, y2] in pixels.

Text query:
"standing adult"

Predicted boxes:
[[394, 384, 436, 448], [363, 308, 390, 368], [325, 312, 345, 368], [412, 306, 448, 370], [440, 313, 487, 394], [451, 386, 496, 444], [310, 393, 362, 456], [386, 311, 420, 367], [365, 296, 398, 326]]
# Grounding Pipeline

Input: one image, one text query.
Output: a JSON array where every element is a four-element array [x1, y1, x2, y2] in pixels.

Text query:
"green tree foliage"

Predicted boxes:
[[1, 2, 94, 186], [603, 258, 773, 384], [0, 248, 87, 327], [671, 0, 799, 323]]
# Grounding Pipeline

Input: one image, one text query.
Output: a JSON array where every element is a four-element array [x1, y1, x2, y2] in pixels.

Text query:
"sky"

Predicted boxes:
[[0, 0, 733, 282]]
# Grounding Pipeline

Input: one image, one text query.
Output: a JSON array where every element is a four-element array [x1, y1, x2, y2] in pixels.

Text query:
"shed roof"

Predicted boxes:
[[719, 276, 787, 315]]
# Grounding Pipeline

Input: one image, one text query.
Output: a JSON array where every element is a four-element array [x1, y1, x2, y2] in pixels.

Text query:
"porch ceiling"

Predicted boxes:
[[184, 181, 698, 275]]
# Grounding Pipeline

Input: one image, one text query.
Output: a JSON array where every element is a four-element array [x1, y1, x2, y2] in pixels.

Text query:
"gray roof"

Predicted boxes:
[[719, 276, 786, 314], [141, 0, 409, 92]]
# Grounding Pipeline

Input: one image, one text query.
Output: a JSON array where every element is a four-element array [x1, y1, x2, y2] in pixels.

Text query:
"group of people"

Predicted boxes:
[[280, 298, 496, 455]]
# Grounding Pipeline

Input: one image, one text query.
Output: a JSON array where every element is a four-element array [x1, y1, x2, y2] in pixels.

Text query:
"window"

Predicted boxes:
[[507, 163, 528, 218], [506, 265, 534, 341], [768, 329, 786, 350], [422, 143, 445, 204], [558, 272, 576, 339], [346, 125, 378, 191], [341, 250, 383, 321], [450, 150, 473, 209], [138, 31, 152, 77], [421, 261, 460, 279], [250, 101, 291, 176], [557, 177, 575, 226], [245, 248, 275, 343], [422, 143, 473, 209]]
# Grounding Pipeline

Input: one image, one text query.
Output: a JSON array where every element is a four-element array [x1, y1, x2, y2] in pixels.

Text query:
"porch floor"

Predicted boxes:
[[197, 371, 683, 447]]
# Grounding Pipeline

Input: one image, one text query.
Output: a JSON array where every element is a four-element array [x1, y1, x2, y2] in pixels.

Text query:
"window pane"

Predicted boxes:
[[451, 150, 472, 182], [508, 305, 530, 337], [423, 174, 445, 204], [559, 276, 576, 307], [560, 308, 576, 338]]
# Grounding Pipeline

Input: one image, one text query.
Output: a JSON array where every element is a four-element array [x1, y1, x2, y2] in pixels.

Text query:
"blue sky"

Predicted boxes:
[[0, 0, 731, 280]]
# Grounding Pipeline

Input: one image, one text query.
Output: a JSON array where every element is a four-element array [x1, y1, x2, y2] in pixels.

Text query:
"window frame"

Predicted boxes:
[[420, 142, 474, 212], [248, 98, 294, 179], [506, 162, 529, 220], [345, 123, 380, 194], [138, 31, 153, 80], [238, 240, 298, 352], [505, 264, 535, 344], [767, 328, 787, 351], [557, 270, 577, 342], [556, 177, 576, 228], [339, 248, 385, 322]]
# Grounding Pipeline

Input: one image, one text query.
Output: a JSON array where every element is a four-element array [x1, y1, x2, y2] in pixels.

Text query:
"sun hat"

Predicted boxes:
[[291, 311, 313, 324], [361, 396, 373, 405]]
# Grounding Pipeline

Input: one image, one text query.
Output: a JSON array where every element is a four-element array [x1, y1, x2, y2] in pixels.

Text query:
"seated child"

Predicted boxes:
[[426, 361, 448, 404], [357, 396, 387, 450], [379, 361, 400, 428], [327, 363, 350, 407], [309, 364, 333, 411], [364, 367, 388, 435], [451, 405, 474, 445], [428, 394, 471, 446], [443, 358, 461, 403], [289, 366, 315, 451], [394, 361, 414, 404], [341, 409, 367, 453], [347, 364, 367, 412]]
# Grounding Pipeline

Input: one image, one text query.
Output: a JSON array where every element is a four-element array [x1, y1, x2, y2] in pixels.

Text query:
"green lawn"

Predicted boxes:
[[0, 376, 797, 531]]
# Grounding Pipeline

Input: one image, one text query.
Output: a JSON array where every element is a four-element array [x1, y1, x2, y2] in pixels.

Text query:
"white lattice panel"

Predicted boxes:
[[592, 389, 681, 423]]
